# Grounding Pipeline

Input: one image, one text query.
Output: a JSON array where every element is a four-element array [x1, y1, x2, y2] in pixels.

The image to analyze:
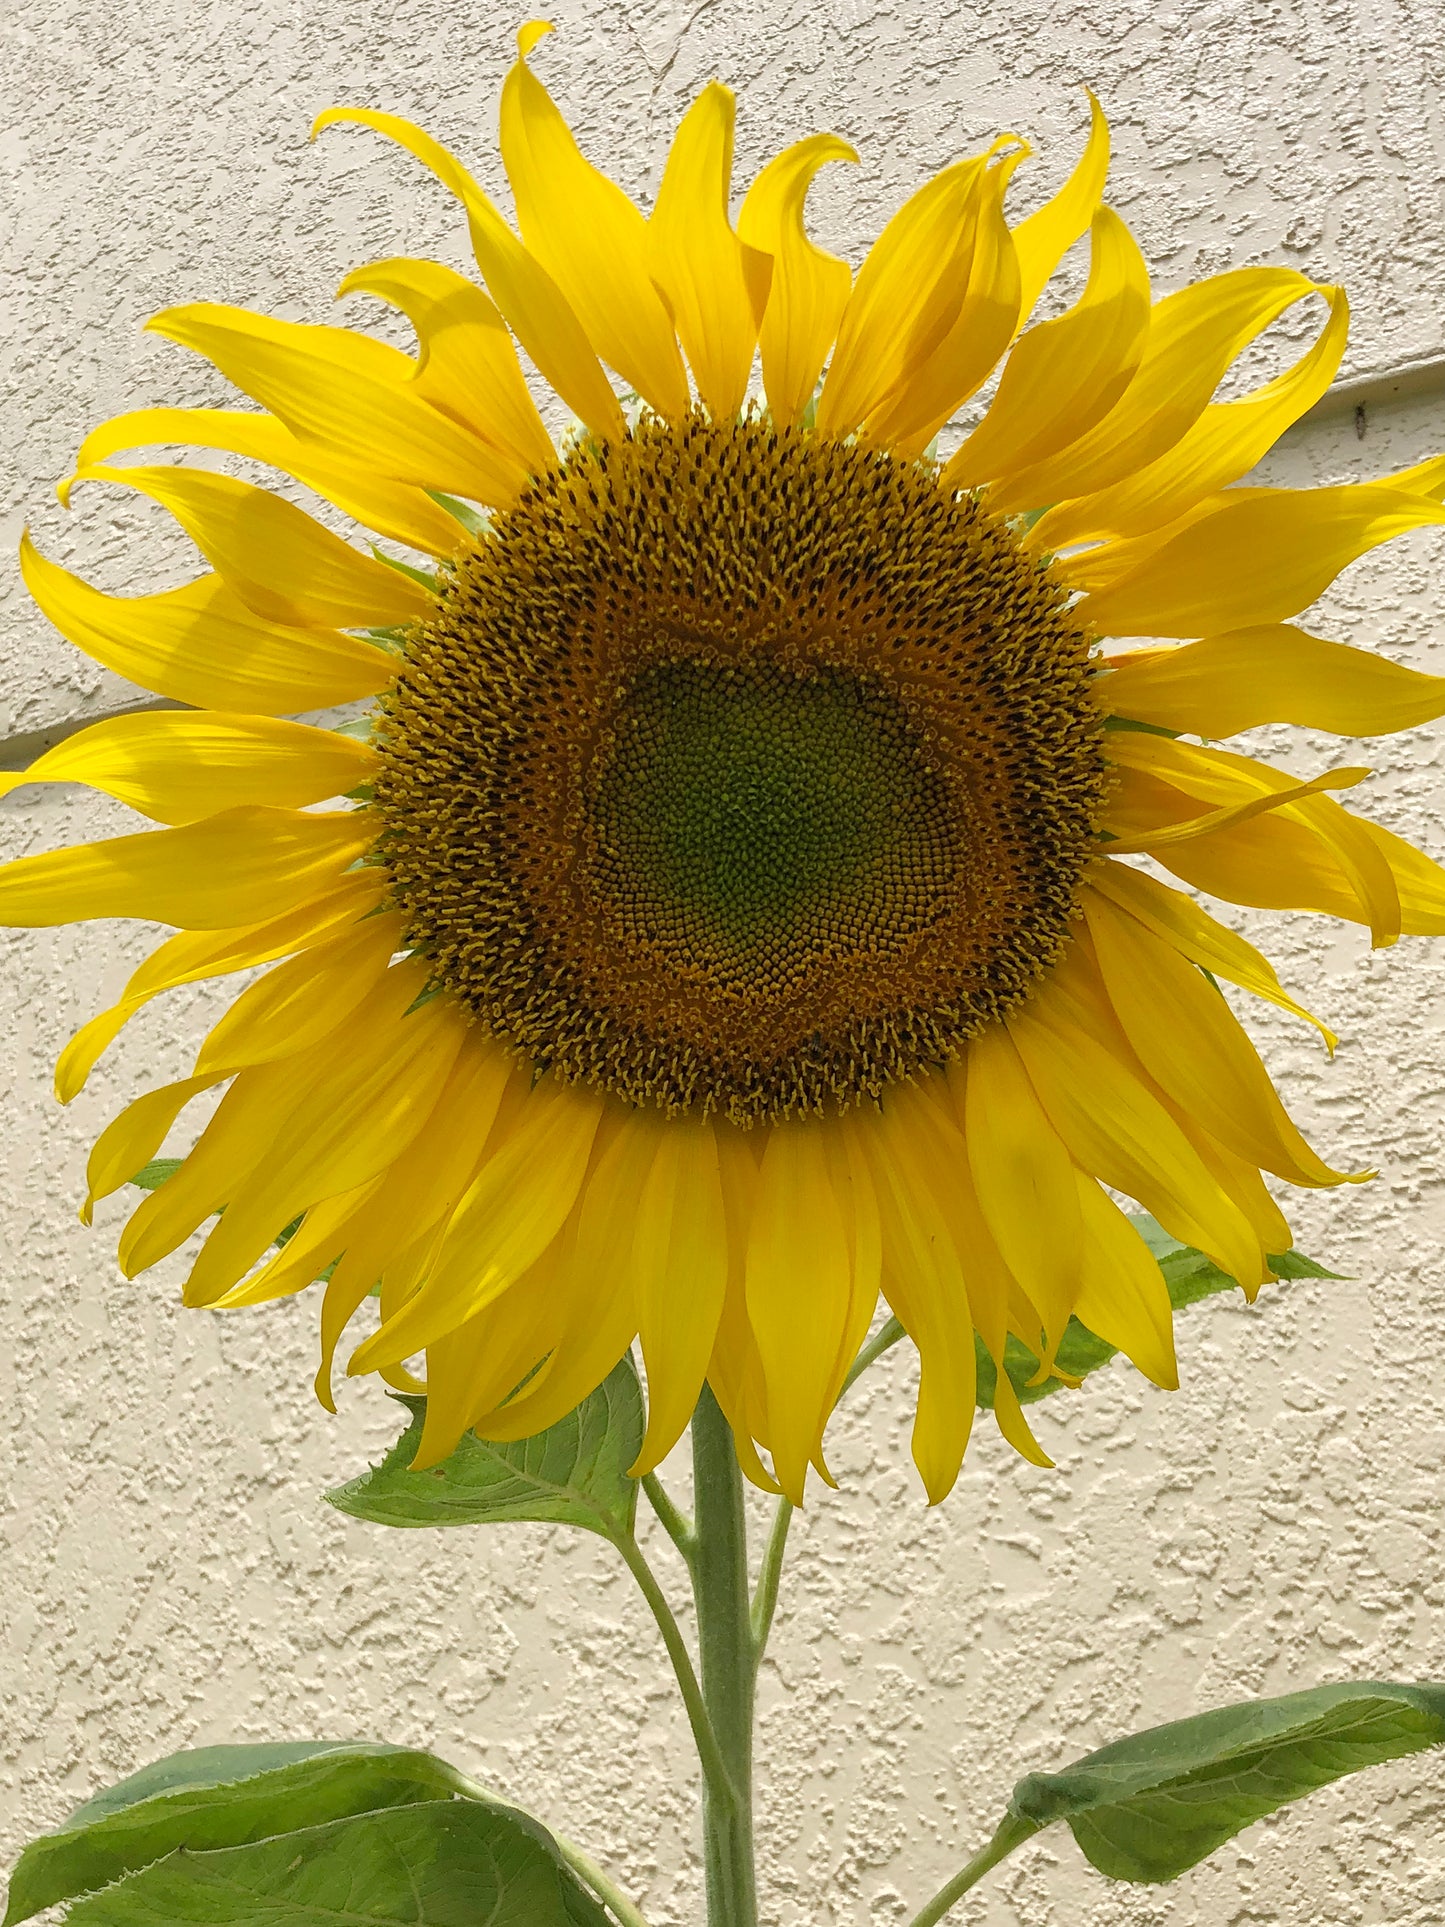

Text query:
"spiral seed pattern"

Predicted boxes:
[[372, 412, 1106, 1123]]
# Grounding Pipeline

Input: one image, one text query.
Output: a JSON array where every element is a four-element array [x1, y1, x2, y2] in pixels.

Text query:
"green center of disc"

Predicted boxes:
[[589, 658, 956, 987]]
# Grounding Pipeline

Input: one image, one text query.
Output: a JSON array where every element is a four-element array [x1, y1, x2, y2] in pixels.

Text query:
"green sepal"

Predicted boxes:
[[128, 1159, 182, 1193], [369, 545, 439, 592], [426, 489, 490, 535], [1100, 714, 1180, 738], [59, 1800, 609, 1927], [325, 1355, 644, 1538], [2, 1743, 471, 1926], [1003, 1681, 1445, 1883]]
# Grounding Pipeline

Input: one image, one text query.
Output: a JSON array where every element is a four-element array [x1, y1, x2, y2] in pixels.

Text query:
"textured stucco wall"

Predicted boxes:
[[4, 1, 1445, 1922]]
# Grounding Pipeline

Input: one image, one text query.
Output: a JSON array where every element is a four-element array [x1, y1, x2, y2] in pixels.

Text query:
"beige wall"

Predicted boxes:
[[4, 1, 1445, 1921]]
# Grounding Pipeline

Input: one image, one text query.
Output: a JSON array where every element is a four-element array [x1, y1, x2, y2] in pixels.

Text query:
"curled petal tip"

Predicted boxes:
[[309, 105, 356, 143], [517, 19, 553, 57]]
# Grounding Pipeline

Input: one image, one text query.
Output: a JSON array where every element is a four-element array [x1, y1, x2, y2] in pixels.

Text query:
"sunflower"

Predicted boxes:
[[6, 24, 1445, 1506]]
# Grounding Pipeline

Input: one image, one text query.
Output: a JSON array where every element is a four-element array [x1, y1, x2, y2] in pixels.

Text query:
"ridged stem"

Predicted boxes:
[[904, 1814, 1039, 1927], [690, 1385, 758, 1927]]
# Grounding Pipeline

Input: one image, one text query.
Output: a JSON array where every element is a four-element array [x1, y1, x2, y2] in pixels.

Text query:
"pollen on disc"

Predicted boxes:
[[372, 412, 1107, 1124]]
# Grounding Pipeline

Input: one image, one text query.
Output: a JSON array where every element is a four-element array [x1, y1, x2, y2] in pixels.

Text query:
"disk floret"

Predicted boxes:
[[372, 413, 1106, 1122]]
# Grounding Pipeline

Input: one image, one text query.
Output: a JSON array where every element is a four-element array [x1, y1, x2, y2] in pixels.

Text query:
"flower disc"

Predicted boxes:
[[373, 413, 1107, 1122]]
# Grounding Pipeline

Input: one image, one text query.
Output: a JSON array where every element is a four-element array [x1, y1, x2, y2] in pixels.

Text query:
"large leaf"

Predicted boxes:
[[325, 1356, 644, 1538], [975, 1216, 1336, 1410], [1005, 1682, 1445, 1882], [61, 1800, 610, 1927], [3, 1744, 469, 1926]]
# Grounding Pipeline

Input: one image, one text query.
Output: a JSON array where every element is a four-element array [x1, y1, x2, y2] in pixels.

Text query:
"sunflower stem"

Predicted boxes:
[[612, 1532, 739, 1820], [903, 1814, 1039, 1927], [641, 1470, 696, 1562], [554, 1840, 657, 1927], [842, 1313, 907, 1395], [690, 1385, 759, 1927], [751, 1496, 793, 1657], [452, 1774, 653, 1927]]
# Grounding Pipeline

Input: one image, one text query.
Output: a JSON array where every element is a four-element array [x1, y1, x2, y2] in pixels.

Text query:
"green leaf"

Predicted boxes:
[[325, 1355, 644, 1538], [1132, 1211, 1340, 1304], [975, 1215, 1336, 1409], [3, 1744, 470, 1926], [61, 1800, 610, 1927], [1006, 1682, 1445, 1883]]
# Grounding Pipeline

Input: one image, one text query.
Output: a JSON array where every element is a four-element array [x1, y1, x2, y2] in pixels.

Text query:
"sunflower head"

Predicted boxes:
[[372, 410, 1106, 1123], [5, 22, 1444, 1506]]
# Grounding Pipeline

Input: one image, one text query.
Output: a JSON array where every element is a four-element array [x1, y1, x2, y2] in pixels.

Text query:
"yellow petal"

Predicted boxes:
[[1104, 762, 1370, 854], [146, 305, 527, 508], [1079, 481, 1445, 640], [83, 1072, 226, 1221], [866, 149, 1023, 456], [1088, 859, 1335, 1050], [313, 107, 625, 441], [66, 463, 428, 629], [1102, 734, 1403, 946], [648, 82, 771, 421], [853, 1090, 982, 1499], [1007, 950, 1267, 1289], [474, 1292, 638, 1449], [472, 1123, 650, 1445], [1173, 1121, 1294, 1277], [499, 29, 689, 419], [119, 1035, 353, 1274], [415, 1265, 563, 1464], [1358, 822, 1445, 936], [1156, 804, 1440, 939], [962, 1024, 1081, 1354], [74, 405, 464, 556], [1102, 624, 1445, 738], [816, 1123, 883, 1423], [0, 805, 373, 929], [54, 871, 389, 1102], [348, 1076, 605, 1370], [738, 133, 857, 428], [1037, 284, 1349, 545], [1010, 90, 1109, 326], [743, 1123, 853, 1504], [629, 1116, 729, 1474], [815, 147, 995, 439], [20, 535, 394, 715], [1081, 887, 1353, 1187], [707, 1129, 779, 1488], [937, 1083, 1056, 1456], [1382, 451, 1445, 501], [992, 267, 1322, 516], [1063, 448, 1445, 592], [193, 913, 402, 1076], [1071, 1175, 1178, 1390], [942, 205, 1149, 490], [336, 257, 556, 475], [1052, 489, 1220, 595], [184, 982, 465, 1306], [216, 1184, 379, 1312], [0, 712, 376, 825], [312, 1034, 514, 1404]]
